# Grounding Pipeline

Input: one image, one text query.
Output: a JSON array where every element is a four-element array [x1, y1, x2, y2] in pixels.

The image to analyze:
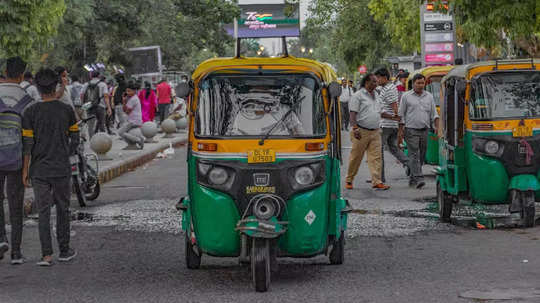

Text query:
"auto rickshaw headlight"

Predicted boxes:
[[484, 140, 500, 154], [208, 167, 229, 185], [294, 166, 315, 185]]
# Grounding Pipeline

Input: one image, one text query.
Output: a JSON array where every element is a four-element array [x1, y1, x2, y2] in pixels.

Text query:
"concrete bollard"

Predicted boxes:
[[175, 117, 188, 132], [141, 121, 159, 143], [90, 132, 113, 161], [161, 119, 176, 138], [122, 127, 144, 150]]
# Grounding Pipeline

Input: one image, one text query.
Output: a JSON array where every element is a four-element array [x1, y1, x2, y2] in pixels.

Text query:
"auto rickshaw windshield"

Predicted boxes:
[[426, 76, 442, 106], [470, 71, 540, 120], [195, 74, 327, 138]]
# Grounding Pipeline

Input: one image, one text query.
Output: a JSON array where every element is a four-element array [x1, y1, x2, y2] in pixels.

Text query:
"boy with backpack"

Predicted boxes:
[[82, 71, 111, 138], [0, 56, 34, 264], [22, 68, 80, 266]]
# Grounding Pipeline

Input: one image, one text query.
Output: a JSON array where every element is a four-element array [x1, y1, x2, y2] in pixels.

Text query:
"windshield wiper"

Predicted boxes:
[[258, 96, 305, 146]]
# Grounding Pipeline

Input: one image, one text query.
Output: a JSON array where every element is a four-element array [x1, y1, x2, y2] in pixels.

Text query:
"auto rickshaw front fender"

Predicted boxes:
[[509, 175, 540, 192]]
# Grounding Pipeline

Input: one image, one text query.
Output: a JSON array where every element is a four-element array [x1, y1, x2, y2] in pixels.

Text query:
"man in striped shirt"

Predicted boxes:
[[374, 68, 409, 181]]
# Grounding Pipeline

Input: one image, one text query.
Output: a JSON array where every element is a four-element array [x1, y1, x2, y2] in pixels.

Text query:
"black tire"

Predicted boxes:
[[437, 182, 452, 223], [85, 181, 100, 201], [329, 231, 345, 265], [185, 232, 201, 269], [73, 175, 87, 207], [251, 238, 270, 292], [521, 191, 536, 228]]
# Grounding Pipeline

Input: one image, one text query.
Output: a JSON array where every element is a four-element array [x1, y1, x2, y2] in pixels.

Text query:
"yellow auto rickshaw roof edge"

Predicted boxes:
[[409, 65, 454, 79], [442, 59, 540, 83], [191, 56, 337, 83]]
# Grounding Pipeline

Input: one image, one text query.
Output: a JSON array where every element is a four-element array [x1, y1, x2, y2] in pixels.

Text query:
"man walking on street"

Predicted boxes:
[[339, 79, 352, 130], [345, 74, 390, 190], [375, 68, 409, 181], [22, 68, 80, 266], [398, 73, 439, 189], [156, 79, 172, 125], [82, 71, 111, 138], [0, 57, 34, 264]]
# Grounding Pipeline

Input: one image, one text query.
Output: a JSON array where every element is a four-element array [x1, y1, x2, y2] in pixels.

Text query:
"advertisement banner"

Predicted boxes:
[[425, 32, 454, 42], [425, 53, 454, 63], [425, 43, 454, 52], [224, 4, 300, 38]]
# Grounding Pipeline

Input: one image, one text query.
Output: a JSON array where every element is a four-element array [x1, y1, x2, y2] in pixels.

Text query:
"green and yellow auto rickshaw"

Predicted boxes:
[[176, 54, 349, 292], [407, 66, 454, 164], [437, 59, 540, 227]]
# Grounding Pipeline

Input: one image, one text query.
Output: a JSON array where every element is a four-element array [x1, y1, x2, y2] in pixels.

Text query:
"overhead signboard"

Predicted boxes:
[[224, 3, 300, 38], [420, 1, 456, 66]]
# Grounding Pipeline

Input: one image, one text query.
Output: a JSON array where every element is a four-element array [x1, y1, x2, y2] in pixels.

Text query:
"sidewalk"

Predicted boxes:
[[19, 130, 188, 201]]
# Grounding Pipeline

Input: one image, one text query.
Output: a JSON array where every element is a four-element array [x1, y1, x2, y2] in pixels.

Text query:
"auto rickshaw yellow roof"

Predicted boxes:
[[191, 56, 338, 83], [442, 59, 540, 82], [409, 65, 454, 80]]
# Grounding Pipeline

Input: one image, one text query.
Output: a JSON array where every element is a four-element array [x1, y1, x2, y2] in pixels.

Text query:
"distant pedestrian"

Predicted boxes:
[[119, 81, 145, 149], [0, 56, 34, 264], [139, 81, 157, 123], [396, 72, 409, 102], [70, 75, 87, 138], [398, 73, 439, 189], [348, 80, 357, 93], [339, 79, 352, 130], [55, 66, 77, 119], [22, 67, 79, 266], [112, 74, 127, 128], [20, 71, 41, 102], [375, 67, 409, 181], [345, 74, 390, 190], [156, 79, 172, 124], [82, 72, 111, 138]]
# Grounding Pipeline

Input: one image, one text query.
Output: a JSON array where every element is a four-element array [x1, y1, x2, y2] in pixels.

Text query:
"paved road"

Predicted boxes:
[[1, 144, 540, 303]]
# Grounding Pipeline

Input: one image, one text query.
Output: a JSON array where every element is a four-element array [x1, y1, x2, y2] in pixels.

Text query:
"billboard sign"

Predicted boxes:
[[425, 53, 454, 63], [420, 1, 456, 67], [126, 46, 162, 76], [425, 43, 454, 52], [424, 22, 453, 31], [225, 3, 300, 38]]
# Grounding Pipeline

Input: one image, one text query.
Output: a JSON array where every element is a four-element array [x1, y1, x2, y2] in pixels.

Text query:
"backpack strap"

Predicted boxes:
[[22, 84, 31, 91], [0, 96, 7, 112], [13, 94, 33, 113]]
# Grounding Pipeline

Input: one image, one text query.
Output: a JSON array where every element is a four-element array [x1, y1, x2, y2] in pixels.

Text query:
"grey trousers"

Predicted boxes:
[[115, 105, 126, 127], [381, 127, 409, 182], [404, 128, 428, 183], [88, 106, 106, 138], [32, 176, 71, 256], [340, 102, 349, 130], [0, 170, 25, 256], [118, 122, 144, 145]]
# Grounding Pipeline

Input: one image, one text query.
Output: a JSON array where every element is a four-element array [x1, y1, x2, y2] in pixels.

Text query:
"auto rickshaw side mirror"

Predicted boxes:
[[176, 81, 193, 99], [327, 82, 342, 99]]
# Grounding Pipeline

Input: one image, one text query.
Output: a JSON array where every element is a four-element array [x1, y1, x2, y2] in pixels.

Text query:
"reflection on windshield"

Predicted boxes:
[[470, 72, 540, 120], [195, 74, 326, 137]]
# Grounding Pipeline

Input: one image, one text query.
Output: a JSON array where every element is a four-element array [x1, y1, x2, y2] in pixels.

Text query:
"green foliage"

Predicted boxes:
[[368, 0, 421, 53], [0, 0, 66, 59], [308, 0, 400, 73]]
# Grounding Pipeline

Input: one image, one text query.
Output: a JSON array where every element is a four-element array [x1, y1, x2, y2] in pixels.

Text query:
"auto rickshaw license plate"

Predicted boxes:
[[248, 149, 276, 163], [512, 125, 533, 137]]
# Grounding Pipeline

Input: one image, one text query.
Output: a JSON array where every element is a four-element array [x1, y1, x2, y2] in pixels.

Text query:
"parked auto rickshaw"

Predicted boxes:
[[437, 59, 540, 227], [176, 51, 349, 292], [406, 65, 453, 164]]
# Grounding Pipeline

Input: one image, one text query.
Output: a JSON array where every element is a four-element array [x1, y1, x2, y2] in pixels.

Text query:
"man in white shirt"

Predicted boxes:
[[339, 79, 352, 130], [345, 73, 390, 191]]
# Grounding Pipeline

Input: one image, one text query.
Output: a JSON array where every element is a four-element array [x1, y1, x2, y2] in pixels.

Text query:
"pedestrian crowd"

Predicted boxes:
[[344, 68, 439, 191], [0, 56, 185, 266]]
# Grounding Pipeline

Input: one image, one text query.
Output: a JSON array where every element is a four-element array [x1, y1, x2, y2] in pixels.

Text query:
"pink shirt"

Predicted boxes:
[[156, 82, 172, 104]]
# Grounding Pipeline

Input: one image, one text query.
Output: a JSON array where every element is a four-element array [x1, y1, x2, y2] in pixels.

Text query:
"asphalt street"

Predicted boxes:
[[1, 140, 540, 303]]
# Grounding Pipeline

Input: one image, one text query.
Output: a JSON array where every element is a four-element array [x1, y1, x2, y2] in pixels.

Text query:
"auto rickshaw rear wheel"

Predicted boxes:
[[251, 238, 270, 292], [185, 232, 201, 269], [521, 191, 536, 228], [437, 182, 453, 223], [329, 230, 345, 265]]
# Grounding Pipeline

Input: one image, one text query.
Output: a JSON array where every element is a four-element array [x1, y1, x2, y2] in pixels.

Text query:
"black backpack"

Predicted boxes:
[[83, 82, 101, 108]]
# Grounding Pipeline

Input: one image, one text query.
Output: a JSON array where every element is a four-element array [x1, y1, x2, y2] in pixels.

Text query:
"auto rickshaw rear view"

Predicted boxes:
[[437, 59, 540, 227], [176, 42, 349, 292]]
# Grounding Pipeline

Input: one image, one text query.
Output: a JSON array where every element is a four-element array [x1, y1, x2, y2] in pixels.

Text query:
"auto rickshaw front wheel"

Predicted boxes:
[[251, 238, 271, 292], [185, 232, 201, 269], [329, 230, 345, 265], [520, 191, 536, 228], [437, 182, 453, 223]]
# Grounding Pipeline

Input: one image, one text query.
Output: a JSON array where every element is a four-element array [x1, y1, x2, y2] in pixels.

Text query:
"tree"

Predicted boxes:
[[0, 0, 65, 60]]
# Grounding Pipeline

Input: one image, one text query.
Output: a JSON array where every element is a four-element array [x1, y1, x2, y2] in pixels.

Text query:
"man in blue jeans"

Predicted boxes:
[[22, 68, 80, 266]]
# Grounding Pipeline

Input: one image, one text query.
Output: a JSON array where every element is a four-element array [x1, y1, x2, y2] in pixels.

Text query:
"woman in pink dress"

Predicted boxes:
[[138, 81, 157, 123]]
